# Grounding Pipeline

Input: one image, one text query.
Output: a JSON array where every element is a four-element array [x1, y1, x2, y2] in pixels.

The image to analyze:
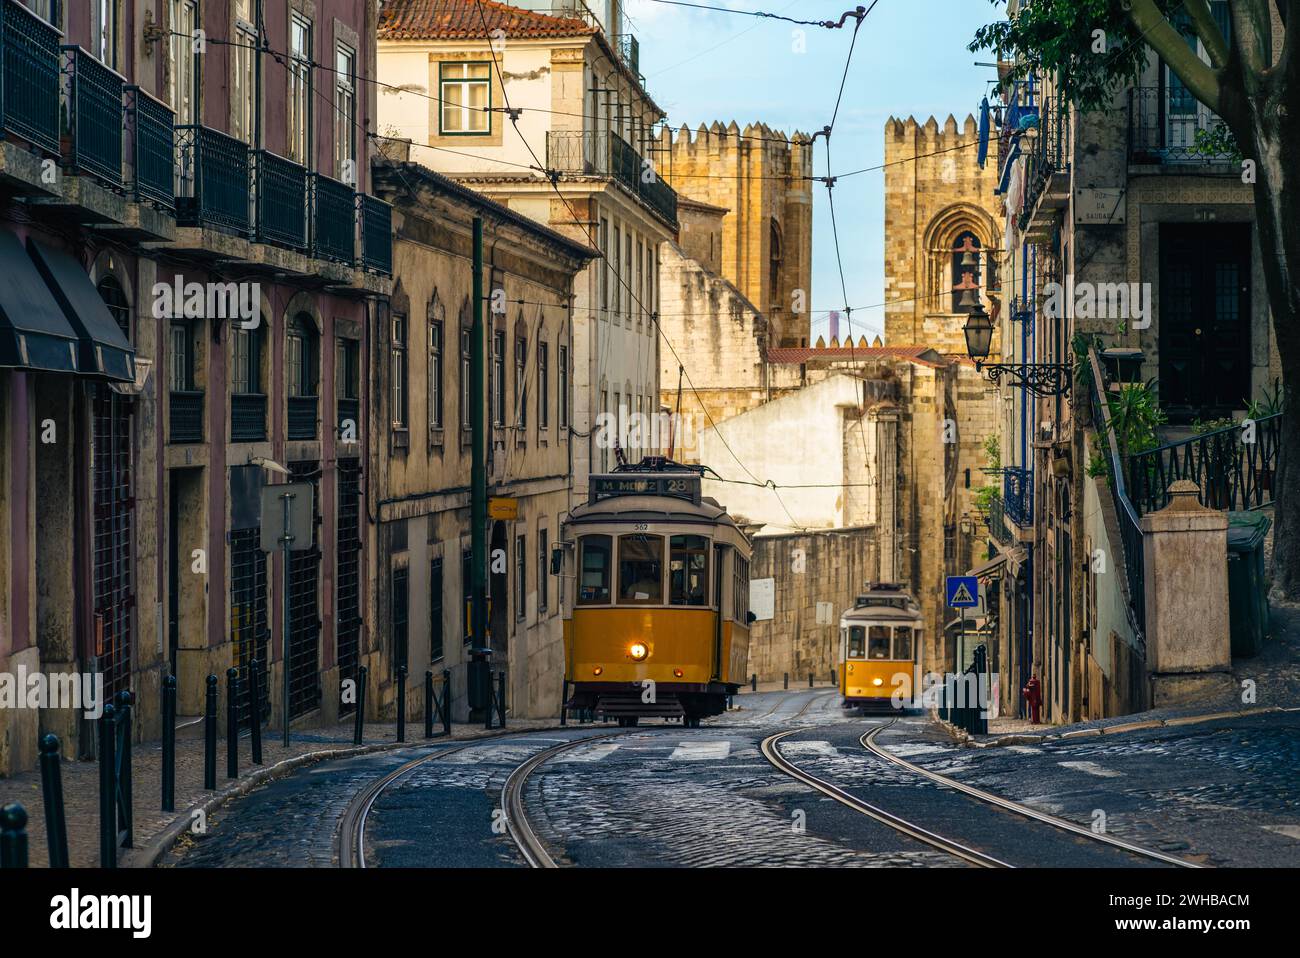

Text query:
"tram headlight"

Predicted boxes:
[[873, 677, 884, 687], [592, 666, 604, 676], [629, 642, 649, 661]]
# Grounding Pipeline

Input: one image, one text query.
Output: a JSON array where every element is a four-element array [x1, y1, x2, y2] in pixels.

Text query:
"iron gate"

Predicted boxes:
[[286, 461, 321, 718], [336, 458, 362, 713], [92, 386, 134, 700], [230, 527, 270, 729]]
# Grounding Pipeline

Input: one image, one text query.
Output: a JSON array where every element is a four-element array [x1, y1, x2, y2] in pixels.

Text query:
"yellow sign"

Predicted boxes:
[[488, 497, 519, 520]]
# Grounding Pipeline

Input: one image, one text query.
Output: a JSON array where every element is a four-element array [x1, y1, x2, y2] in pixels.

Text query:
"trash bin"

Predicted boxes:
[[1226, 511, 1270, 657]]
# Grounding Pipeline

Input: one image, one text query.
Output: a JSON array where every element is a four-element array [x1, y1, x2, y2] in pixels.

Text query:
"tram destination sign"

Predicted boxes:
[[590, 473, 702, 505]]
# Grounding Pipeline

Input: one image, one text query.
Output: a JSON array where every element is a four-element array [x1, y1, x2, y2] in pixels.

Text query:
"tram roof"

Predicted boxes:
[[567, 494, 741, 529], [840, 603, 924, 624]]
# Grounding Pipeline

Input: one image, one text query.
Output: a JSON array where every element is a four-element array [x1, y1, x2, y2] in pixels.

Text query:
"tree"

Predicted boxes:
[[972, 0, 1300, 597]]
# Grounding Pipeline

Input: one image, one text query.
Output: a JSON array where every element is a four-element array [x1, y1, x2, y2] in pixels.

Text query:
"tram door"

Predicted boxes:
[[712, 544, 726, 681]]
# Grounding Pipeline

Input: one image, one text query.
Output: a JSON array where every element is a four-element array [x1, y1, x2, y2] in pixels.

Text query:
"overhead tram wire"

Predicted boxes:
[[640, 0, 871, 30]]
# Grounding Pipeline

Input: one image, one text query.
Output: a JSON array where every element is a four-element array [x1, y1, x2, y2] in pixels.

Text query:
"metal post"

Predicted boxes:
[[203, 675, 217, 790], [98, 703, 117, 868], [424, 670, 435, 739], [249, 659, 263, 765], [280, 491, 295, 748], [397, 664, 407, 742], [560, 678, 568, 727], [808, 672, 813, 688], [751, 674, 756, 692], [38, 735, 68, 868], [226, 667, 240, 778], [484, 667, 494, 730], [354, 665, 368, 745], [0, 804, 28, 869], [496, 671, 507, 728], [161, 675, 176, 810], [115, 691, 133, 848], [442, 669, 452, 735], [783, 672, 788, 690]]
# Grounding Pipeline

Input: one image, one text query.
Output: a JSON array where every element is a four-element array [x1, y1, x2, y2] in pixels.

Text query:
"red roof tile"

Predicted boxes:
[[379, 0, 597, 41]]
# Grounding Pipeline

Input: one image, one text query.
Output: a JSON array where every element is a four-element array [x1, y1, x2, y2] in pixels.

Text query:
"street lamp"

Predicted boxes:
[[962, 304, 1073, 400]]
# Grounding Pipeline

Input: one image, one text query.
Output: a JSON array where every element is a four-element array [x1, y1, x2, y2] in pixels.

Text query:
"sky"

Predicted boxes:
[[623, 0, 1000, 342]]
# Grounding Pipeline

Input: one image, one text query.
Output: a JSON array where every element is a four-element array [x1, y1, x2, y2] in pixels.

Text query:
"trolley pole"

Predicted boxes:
[[468, 216, 491, 721]]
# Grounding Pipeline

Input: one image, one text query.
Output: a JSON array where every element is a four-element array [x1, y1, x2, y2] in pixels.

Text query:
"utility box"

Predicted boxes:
[[1226, 511, 1271, 658]]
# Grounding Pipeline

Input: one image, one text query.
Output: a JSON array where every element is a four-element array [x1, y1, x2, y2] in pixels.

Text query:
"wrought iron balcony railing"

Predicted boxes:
[[358, 194, 393, 274], [337, 397, 359, 435], [176, 124, 252, 235], [1, 0, 60, 154], [1002, 466, 1033, 527], [125, 86, 174, 208], [986, 494, 1014, 549], [1129, 87, 1238, 164], [546, 130, 678, 229], [255, 150, 308, 251], [1019, 96, 1069, 227], [61, 45, 124, 186], [231, 393, 267, 443], [312, 172, 354, 264], [287, 395, 318, 441], [169, 390, 204, 444]]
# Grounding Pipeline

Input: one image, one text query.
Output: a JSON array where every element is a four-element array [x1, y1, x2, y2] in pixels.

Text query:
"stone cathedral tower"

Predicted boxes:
[[660, 122, 814, 348]]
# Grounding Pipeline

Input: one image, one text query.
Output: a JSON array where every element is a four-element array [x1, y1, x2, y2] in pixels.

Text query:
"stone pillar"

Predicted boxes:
[[1140, 480, 1232, 706]]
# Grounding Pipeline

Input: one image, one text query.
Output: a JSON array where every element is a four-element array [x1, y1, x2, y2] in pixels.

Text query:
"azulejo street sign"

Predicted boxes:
[[946, 575, 979, 609]]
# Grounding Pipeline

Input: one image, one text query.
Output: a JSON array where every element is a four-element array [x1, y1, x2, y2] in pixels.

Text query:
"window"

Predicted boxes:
[[231, 325, 261, 394], [618, 534, 663, 605], [169, 323, 194, 391], [514, 333, 527, 429], [951, 231, 982, 314], [612, 226, 622, 321], [599, 218, 610, 315], [167, 0, 199, 125], [391, 567, 409, 672], [515, 534, 526, 621], [461, 548, 473, 644], [868, 626, 891, 660], [288, 14, 312, 164], [336, 338, 360, 400], [894, 626, 914, 662], [669, 535, 709, 606], [537, 340, 549, 431], [635, 241, 643, 327], [334, 42, 357, 183], [538, 527, 549, 614], [558, 344, 569, 430], [26, 1, 61, 26], [649, 245, 658, 332], [623, 233, 633, 323], [428, 297, 444, 429], [492, 331, 505, 426], [287, 316, 316, 398], [430, 557, 444, 662], [732, 555, 750, 623], [232, 0, 257, 144], [439, 62, 491, 134], [577, 535, 611, 606], [460, 323, 472, 431], [92, 0, 118, 68], [391, 313, 407, 428], [848, 626, 865, 659]]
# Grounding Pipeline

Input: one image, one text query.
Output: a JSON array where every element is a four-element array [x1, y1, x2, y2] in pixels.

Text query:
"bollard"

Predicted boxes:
[[424, 670, 435, 739], [397, 665, 407, 743], [353, 666, 368, 746], [783, 672, 789, 690], [560, 679, 568, 727], [483, 667, 494, 731], [226, 667, 240, 779], [809, 672, 814, 688], [203, 675, 218, 790], [441, 669, 452, 735], [496, 671, 507, 729], [831, 669, 836, 685], [39, 736, 68, 868], [161, 675, 176, 811], [249, 660, 263, 765], [114, 691, 134, 849], [751, 674, 757, 692], [0, 803, 28, 869], [98, 702, 117, 868]]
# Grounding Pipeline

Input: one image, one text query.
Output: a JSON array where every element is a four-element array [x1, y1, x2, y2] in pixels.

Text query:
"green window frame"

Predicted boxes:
[[439, 62, 492, 136]]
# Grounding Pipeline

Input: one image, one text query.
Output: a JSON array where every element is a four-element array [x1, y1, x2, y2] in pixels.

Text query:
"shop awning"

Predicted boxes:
[[967, 552, 1009, 578], [0, 230, 80, 375], [28, 238, 134, 383]]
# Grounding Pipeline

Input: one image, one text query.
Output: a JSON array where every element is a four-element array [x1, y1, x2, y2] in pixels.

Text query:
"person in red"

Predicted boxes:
[[1022, 674, 1042, 724]]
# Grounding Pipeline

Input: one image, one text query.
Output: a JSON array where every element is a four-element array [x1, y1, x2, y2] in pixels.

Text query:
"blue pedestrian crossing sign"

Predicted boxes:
[[946, 575, 979, 609]]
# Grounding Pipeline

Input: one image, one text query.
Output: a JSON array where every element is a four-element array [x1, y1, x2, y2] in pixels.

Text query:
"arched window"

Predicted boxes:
[[769, 218, 784, 312], [951, 231, 982, 313], [231, 313, 267, 442], [428, 292, 444, 431], [96, 274, 130, 341], [287, 314, 318, 397]]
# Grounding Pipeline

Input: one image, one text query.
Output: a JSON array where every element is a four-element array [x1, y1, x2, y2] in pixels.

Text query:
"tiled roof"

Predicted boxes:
[[379, 0, 597, 41], [766, 345, 947, 368]]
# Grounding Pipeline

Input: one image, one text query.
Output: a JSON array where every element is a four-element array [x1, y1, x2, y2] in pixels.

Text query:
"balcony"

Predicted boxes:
[[546, 130, 679, 230], [1129, 87, 1238, 166], [287, 395, 318, 441], [169, 390, 204, 444], [1019, 97, 1070, 238], [358, 194, 393, 274], [986, 495, 1014, 549], [1002, 466, 1033, 527], [60, 45, 124, 186], [255, 150, 308, 251], [125, 86, 175, 209], [312, 173, 355, 264], [0, 0, 60, 155], [176, 124, 252, 235], [231, 393, 267, 443]]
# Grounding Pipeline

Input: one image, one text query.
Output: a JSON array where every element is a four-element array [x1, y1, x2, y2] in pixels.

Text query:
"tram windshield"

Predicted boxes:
[[669, 535, 709, 606], [618, 534, 664, 605], [846, 624, 920, 660], [848, 626, 865, 658], [577, 535, 612, 605], [868, 626, 891, 659]]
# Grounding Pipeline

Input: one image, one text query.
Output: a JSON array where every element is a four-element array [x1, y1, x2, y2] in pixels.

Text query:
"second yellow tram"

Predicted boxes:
[[839, 583, 924, 712]]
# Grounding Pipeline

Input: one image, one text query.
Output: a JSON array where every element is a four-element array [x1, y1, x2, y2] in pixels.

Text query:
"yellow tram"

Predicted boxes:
[[560, 458, 753, 727], [839, 583, 923, 712]]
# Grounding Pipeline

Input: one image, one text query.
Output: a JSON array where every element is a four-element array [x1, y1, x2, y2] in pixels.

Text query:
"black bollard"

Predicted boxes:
[[560, 679, 568, 727], [203, 675, 218, 790], [161, 675, 176, 811], [783, 672, 789, 690], [751, 674, 757, 692], [115, 691, 133, 848], [248, 660, 263, 766], [0, 803, 28, 869], [98, 703, 117, 868], [809, 672, 814, 688], [397, 665, 407, 743], [226, 668, 240, 779], [496, 671, 507, 729], [353, 666, 368, 746], [39, 735, 68, 868], [441, 669, 452, 735], [424, 670, 434, 739], [831, 669, 837, 685]]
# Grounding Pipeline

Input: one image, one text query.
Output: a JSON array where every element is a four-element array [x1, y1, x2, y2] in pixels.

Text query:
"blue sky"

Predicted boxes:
[[624, 0, 999, 342]]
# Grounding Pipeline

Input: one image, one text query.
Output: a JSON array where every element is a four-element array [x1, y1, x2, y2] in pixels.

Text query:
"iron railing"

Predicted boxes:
[[229, 527, 270, 731], [1127, 413, 1282, 516], [231, 393, 267, 443], [286, 461, 321, 720], [1129, 86, 1238, 164], [0, 0, 60, 154], [1002, 466, 1033, 527], [358, 194, 393, 274], [287, 395, 318, 440], [986, 494, 1014, 549], [61, 45, 124, 185], [1019, 95, 1069, 225], [169, 390, 204, 444], [175, 124, 251, 234], [255, 150, 308, 250], [337, 397, 359, 435], [336, 458, 362, 714], [124, 86, 174, 208], [546, 130, 678, 229], [312, 172, 354, 264]]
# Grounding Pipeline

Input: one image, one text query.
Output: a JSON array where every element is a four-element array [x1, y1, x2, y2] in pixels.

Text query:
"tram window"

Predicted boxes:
[[577, 535, 612, 605], [618, 534, 663, 605], [669, 535, 708, 606], [868, 626, 891, 659], [894, 626, 914, 661], [848, 627, 865, 659]]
